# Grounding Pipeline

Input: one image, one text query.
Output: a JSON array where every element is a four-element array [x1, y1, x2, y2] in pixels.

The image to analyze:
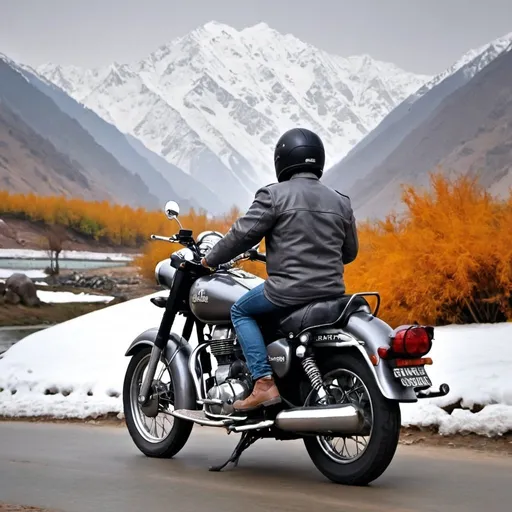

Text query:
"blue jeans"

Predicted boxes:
[[231, 283, 283, 380]]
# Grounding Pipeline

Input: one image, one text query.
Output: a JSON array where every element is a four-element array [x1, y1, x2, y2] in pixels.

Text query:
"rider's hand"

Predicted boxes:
[[201, 257, 210, 268]]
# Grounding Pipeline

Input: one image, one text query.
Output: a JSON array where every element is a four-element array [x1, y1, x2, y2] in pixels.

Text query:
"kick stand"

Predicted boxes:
[[209, 431, 261, 472]]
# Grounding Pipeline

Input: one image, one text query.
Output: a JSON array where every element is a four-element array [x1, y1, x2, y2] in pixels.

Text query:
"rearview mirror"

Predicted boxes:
[[164, 200, 180, 220]]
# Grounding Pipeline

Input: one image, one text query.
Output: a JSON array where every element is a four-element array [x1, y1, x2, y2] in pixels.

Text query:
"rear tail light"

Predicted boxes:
[[379, 325, 433, 359]]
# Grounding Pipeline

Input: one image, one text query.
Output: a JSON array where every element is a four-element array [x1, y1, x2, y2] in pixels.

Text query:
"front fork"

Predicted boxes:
[[138, 269, 185, 406]]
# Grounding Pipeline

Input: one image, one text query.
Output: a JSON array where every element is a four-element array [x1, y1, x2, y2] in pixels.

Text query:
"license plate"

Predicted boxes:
[[392, 366, 432, 388]]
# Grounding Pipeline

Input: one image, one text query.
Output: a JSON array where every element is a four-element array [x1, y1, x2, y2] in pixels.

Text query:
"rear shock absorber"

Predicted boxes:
[[301, 356, 324, 393]]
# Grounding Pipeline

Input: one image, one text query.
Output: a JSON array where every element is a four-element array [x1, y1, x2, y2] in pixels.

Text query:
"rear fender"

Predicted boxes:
[[312, 312, 418, 402], [125, 328, 197, 410]]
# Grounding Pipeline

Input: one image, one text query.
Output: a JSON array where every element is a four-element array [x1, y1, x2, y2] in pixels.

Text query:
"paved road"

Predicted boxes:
[[0, 422, 510, 512]]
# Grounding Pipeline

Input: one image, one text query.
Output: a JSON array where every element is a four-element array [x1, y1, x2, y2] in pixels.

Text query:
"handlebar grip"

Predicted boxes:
[[246, 249, 266, 262], [151, 234, 177, 243]]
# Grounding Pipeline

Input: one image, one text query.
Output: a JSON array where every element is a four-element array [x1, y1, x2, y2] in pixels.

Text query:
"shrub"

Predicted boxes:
[[345, 173, 512, 326]]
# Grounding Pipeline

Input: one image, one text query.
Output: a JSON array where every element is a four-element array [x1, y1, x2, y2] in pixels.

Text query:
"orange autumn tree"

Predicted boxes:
[[2, 174, 510, 327], [345, 173, 512, 326], [0, 191, 170, 246]]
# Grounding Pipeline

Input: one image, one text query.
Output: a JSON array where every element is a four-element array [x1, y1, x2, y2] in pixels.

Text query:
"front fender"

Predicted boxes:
[[125, 328, 197, 410], [313, 313, 418, 403]]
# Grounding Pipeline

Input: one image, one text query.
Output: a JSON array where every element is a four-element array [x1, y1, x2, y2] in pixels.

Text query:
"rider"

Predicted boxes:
[[202, 127, 359, 413]]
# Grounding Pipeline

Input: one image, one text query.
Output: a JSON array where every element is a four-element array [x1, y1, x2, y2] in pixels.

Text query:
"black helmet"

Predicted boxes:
[[274, 128, 325, 182]]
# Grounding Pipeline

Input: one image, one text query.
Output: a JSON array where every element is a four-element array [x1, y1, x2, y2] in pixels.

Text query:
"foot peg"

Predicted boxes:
[[416, 383, 450, 399]]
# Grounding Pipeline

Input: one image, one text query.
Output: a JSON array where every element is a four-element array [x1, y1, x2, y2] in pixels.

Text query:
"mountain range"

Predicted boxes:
[[37, 21, 429, 208], [2, 21, 511, 221]]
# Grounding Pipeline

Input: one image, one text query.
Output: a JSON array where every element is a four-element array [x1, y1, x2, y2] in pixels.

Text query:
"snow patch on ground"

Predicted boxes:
[[37, 290, 115, 303], [0, 292, 175, 419], [399, 323, 512, 436], [0, 293, 510, 436]]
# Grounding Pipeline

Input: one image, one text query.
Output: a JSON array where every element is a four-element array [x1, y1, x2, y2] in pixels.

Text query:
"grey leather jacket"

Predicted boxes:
[[205, 171, 359, 307]]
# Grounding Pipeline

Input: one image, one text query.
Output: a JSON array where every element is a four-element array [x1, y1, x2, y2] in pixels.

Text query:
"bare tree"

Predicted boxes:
[[46, 225, 68, 275]]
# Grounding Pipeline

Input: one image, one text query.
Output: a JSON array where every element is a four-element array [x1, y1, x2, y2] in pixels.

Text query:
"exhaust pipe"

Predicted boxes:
[[275, 404, 365, 435]]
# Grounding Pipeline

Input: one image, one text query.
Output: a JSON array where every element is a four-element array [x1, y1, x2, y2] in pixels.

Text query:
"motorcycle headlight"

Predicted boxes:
[[197, 231, 224, 257]]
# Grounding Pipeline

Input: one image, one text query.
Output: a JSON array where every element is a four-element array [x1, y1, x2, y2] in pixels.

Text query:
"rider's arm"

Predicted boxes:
[[342, 211, 359, 264], [205, 187, 276, 267]]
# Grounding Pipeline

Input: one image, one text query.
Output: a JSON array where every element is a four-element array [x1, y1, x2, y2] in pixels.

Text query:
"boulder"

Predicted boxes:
[[5, 273, 41, 307]]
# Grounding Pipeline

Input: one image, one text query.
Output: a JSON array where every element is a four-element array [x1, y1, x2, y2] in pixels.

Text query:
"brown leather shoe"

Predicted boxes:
[[233, 375, 281, 412]]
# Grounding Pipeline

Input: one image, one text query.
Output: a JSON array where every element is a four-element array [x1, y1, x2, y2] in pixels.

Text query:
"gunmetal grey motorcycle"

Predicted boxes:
[[122, 201, 449, 486]]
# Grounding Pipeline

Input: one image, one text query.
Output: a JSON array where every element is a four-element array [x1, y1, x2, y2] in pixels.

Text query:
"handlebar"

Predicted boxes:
[[150, 234, 177, 243], [152, 230, 266, 272], [216, 249, 266, 271]]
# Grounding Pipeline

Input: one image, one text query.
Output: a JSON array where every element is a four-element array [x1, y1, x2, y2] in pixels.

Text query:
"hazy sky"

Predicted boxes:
[[1, 0, 511, 75]]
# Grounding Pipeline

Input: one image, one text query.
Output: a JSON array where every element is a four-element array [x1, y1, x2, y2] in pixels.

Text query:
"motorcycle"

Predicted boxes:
[[122, 200, 449, 486]]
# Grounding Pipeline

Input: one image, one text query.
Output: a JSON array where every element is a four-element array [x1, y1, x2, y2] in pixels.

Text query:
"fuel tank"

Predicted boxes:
[[189, 269, 264, 324]]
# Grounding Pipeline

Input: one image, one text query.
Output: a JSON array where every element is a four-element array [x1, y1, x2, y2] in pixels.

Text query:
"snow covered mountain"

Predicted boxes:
[[408, 31, 512, 103], [38, 21, 429, 208]]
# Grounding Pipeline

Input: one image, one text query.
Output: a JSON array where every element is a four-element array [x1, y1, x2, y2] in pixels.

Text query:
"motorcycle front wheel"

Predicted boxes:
[[122, 346, 193, 458], [303, 353, 401, 486]]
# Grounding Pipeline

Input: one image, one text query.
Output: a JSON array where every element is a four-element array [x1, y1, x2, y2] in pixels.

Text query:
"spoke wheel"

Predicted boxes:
[[303, 353, 401, 486], [129, 352, 176, 443], [312, 368, 373, 464], [123, 346, 193, 458]]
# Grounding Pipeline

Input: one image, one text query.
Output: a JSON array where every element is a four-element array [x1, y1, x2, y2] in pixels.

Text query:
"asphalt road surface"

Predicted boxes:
[[0, 422, 511, 512]]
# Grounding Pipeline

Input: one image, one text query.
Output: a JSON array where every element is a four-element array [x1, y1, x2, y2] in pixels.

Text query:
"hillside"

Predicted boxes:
[[0, 216, 139, 254], [324, 32, 512, 198], [0, 57, 159, 209], [0, 101, 102, 201], [345, 45, 512, 219], [38, 21, 429, 209]]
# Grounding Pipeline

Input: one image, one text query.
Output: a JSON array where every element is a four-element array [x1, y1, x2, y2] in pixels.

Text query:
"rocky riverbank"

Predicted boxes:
[[45, 266, 158, 300], [51, 271, 141, 293], [1, 266, 158, 327]]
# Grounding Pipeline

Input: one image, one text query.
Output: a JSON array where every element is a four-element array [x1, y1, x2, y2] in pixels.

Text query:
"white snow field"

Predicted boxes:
[[0, 292, 510, 436], [37, 290, 115, 303]]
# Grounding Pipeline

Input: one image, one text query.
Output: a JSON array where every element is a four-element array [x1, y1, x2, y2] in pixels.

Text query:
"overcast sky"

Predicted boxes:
[[1, 0, 511, 75]]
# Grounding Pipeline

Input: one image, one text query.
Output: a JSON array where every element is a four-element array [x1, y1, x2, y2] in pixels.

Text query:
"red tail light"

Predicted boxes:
[[379, 326, 433, 359]]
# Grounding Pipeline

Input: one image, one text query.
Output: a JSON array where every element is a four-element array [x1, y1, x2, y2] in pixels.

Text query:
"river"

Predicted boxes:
[[0, 258, 126, 271], [0, 326, 49, 354]]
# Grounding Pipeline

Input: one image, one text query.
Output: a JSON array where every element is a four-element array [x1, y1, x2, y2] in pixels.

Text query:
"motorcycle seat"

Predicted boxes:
[[276, 294, 370, 337]]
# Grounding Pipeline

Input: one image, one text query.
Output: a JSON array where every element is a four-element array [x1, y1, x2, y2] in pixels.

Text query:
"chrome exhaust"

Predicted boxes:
[[274, 404, 364, 434]]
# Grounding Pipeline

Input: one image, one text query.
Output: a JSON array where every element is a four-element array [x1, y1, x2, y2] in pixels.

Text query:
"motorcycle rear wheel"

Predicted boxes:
[[123, 346, 193, 458], [303, 353, 401, 486]]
